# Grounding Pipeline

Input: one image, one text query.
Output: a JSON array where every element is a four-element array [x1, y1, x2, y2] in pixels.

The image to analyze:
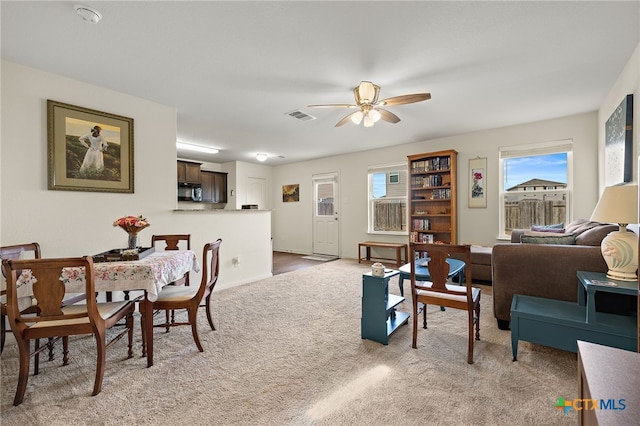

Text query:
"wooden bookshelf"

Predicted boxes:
[[407, 150, 457, 245]]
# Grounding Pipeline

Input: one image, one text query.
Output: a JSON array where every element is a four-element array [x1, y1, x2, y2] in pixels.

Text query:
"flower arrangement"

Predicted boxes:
[[113, 215, 150, 234], [113, 215, 150, 249]]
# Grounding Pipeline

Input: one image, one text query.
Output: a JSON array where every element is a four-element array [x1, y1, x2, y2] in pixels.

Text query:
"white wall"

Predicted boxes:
[[271, 111, 599, 257], [0, 61, 272, 290]]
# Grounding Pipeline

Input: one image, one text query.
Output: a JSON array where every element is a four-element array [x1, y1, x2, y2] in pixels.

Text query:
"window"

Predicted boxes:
[[315, 181, 334, 216], [499, 140, 573, 238], [368, 163, 407, 234]]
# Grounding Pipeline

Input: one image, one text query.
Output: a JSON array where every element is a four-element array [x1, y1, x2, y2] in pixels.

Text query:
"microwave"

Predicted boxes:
[[177, 184, 202, 202]]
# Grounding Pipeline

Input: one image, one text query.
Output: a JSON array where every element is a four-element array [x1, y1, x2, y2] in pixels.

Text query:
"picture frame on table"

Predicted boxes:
[[605, 94, 633, 186], [469, 157, 487, 208], [47, 100, 134, 193]]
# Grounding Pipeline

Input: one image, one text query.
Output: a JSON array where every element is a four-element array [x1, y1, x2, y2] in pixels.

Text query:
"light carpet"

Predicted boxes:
[[0, 259, 578, 425]]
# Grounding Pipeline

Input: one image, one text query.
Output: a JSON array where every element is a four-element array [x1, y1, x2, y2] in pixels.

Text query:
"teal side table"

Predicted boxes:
[[511, 271, 638, 360], [361, 270, 410, 345]]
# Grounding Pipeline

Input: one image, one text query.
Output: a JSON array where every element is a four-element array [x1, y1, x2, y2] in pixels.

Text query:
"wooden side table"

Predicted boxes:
[[358, 241, 408, 268], [578, 340, 639, 425]]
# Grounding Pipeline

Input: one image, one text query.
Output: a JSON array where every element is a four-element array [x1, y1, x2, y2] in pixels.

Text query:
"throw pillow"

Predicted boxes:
[[530, 223, 565, 233], [520, 233, 576, 245]]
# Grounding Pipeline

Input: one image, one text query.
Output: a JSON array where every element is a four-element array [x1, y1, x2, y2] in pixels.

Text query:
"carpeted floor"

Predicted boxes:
[[1, 259, 579, 425]]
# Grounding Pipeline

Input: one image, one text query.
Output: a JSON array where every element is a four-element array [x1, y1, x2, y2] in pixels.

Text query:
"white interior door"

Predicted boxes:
[[312, 173, 339, 256], [246, 177, 266, 209]]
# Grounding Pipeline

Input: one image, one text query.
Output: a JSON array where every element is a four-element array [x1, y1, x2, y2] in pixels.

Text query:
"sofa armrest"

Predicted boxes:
[[491, 243, 607, 325], [510, 229, 526, 243]]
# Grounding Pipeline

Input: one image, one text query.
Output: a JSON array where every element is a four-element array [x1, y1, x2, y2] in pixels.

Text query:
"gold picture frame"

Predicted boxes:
[[47, 100, 134, 193], [282, 184, 299, 202], [469, 157, 487, 208]]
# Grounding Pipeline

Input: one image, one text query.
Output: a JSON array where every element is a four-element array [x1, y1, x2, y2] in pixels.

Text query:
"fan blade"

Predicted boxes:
[[335, 111, 360, 127], [307, 103, 357, 109], [378, 108, 401, 124], [378, 93, 431, 106]]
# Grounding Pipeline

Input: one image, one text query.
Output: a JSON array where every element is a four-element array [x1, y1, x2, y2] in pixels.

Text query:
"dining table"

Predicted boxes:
[[397, 257, 466, 297], [15, 250, 200, 367]]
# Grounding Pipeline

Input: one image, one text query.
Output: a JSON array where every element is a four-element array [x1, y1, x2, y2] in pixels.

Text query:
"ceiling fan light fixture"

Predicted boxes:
[[308, 80, 430, 127], [256, 153, 268, 162], [354, 81, 379, 105], [351, 110, 364, 124], [74, 4, 102, 24]]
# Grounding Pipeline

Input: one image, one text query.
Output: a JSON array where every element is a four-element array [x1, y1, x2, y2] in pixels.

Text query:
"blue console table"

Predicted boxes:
[[361, 270, 410, 345], [511, 271, 637, 360]]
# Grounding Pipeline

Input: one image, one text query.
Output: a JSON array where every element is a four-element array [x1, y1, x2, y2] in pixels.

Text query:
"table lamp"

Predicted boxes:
[[589, 184, 639, 281]]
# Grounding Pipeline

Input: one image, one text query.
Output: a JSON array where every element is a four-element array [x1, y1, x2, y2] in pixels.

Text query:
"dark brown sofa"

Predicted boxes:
[[491, 219, 635, 330]]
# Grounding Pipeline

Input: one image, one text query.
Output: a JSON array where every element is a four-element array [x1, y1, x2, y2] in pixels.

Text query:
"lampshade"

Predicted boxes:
[[363, 114, 374, 128], [351, 110, 364, 125], [369, 109, 381, 123], [255, 153, 268, 162], [590, 184, 639, 281], [590, 184, 639, 225]]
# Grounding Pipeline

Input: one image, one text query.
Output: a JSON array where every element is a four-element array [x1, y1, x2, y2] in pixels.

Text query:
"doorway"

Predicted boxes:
[[246, 177, 267, 209], [312, 172, 339, 257]]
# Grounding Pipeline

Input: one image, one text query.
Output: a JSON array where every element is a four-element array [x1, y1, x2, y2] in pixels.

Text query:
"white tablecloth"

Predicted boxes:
[[15, 250, 200, 303]]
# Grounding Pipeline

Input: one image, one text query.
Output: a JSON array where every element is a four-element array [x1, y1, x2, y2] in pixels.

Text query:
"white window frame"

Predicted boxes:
[[368, 162, 408, 235], [498, 140, 573, 239]]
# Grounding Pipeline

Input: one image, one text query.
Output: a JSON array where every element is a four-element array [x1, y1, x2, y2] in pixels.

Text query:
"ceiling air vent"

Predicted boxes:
[[286, 109, 316, 121]]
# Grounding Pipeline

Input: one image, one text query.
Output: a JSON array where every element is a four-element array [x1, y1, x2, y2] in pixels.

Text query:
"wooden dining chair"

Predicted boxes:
[[151, 234, 191, 285], [1, 243, 42, 357], [141, 239, 221, 354], [3, 255, 135, 406], [409, 242, 481, 364], [0, 242, 63, 375], [151, 234, 191, 330]]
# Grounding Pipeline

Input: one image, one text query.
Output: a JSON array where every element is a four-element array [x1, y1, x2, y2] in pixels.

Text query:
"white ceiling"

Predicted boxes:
[[2, 1, 639, 165]]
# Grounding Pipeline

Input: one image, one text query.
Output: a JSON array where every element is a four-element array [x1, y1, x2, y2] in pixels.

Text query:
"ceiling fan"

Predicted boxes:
[[307, 81, 431, 127]]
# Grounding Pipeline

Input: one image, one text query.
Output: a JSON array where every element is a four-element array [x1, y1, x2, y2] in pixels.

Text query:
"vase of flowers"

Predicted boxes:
[[113, 215, 150, 250]]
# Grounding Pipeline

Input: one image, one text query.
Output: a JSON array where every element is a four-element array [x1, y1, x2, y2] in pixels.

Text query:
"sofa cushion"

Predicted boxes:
[[521, 233, 576, 245], [563, 219, 619, 246], [574, 224, 619, 246]]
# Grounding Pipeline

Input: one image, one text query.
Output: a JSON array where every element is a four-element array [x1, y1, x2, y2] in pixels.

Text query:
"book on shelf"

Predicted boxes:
[[409, 232, 434, 244], [410, 157, 451, 173]]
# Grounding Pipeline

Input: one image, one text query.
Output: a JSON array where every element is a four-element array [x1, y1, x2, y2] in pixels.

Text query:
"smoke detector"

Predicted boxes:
[[74, 4, 102, 24]]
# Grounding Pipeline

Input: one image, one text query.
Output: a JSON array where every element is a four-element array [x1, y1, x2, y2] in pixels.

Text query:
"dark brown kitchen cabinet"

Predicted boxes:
[[201, 171, 227, 203], [177, 160, 202, 184]]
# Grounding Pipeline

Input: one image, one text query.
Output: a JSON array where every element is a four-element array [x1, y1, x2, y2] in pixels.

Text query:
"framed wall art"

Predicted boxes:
[[469, 157, 487, 208], [47, 100, 134, 193], [282, 184, 300, 202], [604, 94, 633, 186]]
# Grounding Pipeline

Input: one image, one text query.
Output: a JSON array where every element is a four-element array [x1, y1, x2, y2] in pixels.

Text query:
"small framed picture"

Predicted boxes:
[[469, 157, 487, 208], [388, 171, 400, 184], [47, 100, 134, 193]]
